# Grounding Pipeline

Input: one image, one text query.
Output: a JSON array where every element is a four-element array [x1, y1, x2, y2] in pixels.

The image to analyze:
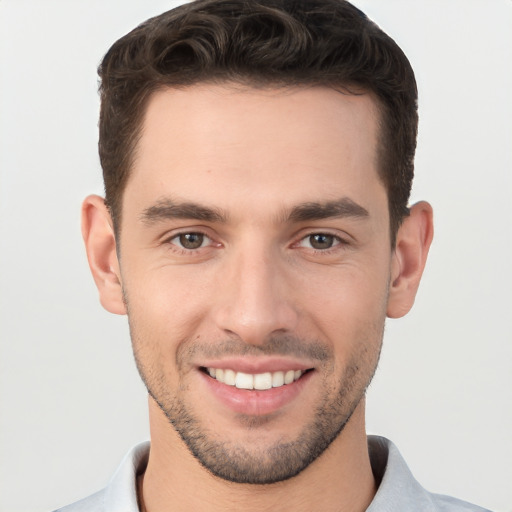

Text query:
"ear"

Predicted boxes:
[[81, 195, 126, 315], [387, 201, 434, 319]]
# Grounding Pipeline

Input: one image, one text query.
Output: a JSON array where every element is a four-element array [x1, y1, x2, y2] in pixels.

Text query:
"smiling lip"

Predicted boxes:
[[198, 358, 314, 416]]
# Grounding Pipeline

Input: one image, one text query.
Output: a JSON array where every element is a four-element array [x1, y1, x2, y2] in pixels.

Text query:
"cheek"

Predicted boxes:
[[297, 263, 389, 352], [123, 262, 215, 333]]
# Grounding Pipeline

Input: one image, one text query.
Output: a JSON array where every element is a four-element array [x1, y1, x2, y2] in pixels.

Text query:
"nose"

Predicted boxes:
[[211, 243, 299, 345]]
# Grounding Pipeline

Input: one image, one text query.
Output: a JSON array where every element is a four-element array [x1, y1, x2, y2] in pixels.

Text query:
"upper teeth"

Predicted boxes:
[[207, 368, 304, 390]]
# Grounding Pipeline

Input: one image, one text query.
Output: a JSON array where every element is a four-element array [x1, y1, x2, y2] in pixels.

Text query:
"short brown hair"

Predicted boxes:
[[98, 0, 418, 243]]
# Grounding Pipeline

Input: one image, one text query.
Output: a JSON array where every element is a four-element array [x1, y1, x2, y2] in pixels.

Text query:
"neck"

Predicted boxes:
[[140, 398, 376, 512]]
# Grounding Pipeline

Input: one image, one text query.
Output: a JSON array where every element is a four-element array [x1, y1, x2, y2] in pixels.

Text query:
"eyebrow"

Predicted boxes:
[[285, 198, 369, 223], [140, 196, 369, 225], [140, 199, 227, 224]]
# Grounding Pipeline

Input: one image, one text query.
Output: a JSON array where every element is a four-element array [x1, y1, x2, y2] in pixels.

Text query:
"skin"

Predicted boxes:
[[83, 84, 433, 511]]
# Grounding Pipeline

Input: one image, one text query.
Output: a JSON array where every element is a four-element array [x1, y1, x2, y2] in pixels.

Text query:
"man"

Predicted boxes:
[[56, 0, 489, 510]]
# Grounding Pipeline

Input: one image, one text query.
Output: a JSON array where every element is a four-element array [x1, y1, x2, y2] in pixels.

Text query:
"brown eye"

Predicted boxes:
[[308, 233, 336, 250], [178, 233, 205, 249]]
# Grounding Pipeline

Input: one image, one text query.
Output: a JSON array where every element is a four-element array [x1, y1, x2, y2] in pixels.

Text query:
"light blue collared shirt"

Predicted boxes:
[[55, 436, 492, 511]]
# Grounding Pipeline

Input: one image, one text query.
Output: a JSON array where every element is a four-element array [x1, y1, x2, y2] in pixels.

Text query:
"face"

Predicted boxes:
[[117, 85, 393, 483]]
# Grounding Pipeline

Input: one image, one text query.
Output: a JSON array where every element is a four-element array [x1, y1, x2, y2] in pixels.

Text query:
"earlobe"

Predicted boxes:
[[81, 195, 126, 315], [387, 201, 434, 319]]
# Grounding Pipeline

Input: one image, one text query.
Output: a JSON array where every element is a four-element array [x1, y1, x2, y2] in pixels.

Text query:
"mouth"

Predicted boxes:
[[200, 367, 313, 390]]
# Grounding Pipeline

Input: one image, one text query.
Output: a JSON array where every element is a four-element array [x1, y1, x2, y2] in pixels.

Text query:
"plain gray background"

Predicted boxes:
[[0, 1, 511, 511]]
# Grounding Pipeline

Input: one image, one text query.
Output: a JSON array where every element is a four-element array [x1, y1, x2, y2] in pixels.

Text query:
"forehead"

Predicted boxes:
[[125, 84, 384, 221]]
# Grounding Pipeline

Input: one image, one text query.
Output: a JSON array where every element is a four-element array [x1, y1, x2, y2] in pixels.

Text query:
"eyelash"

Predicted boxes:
[[294, 232, 349, 253], [164, 230, 349, 256], [165, 231, 215, 254]]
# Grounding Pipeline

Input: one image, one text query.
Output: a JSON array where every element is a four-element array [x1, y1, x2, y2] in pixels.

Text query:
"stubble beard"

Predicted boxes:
[[130, 329, 383, 485]]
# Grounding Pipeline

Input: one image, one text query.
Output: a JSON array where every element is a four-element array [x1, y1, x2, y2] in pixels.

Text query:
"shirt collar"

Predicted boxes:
[[104, 441, 149, 512], [102, 436, 437, 511], [366, 435, 438, 511]]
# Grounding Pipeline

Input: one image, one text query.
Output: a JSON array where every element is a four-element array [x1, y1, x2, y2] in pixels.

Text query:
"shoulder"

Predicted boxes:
[[53, 441, 149, 512], [430, 493, 492, 512], [367, 436, 493, 512], [53, 489, 105, 512]]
